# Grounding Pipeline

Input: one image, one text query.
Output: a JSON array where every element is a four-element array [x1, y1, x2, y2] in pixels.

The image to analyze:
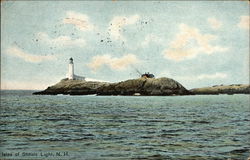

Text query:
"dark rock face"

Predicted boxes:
[[97, 77, 190, 96], [33, 77, 190, 96]]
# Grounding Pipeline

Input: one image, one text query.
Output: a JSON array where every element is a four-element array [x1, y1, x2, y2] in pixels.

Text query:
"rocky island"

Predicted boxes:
[[33, 78, 250, 96], [33, 77, 190, 96], [33, 58, 250, 96]]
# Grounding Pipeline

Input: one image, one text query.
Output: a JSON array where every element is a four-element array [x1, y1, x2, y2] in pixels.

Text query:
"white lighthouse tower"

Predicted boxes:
[[68, 57, 74, 80], [67, 57, 85, 81]]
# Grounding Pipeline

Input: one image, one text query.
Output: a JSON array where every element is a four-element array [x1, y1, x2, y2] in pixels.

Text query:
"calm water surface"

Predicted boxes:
[[0, 90, 250, 160]]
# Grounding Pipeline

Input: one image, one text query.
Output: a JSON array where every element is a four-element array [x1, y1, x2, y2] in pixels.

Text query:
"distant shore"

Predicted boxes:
[[190, 84, 250, 95]]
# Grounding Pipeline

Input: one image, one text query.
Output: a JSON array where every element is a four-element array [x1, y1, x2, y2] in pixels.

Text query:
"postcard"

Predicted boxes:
[[1, 1, 249, 159]]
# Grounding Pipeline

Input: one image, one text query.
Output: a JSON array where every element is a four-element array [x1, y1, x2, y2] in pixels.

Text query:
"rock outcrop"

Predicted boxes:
[[33, 79, 108, 95], [190, 84, 250, 95], [97, 77, 189, 96], [33, 77, 190, 96]]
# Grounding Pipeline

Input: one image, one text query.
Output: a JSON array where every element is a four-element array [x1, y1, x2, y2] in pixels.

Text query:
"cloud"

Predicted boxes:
[[37, 32, 85, 47], [207, 18, 222, 30], [108, 15, 140, 41], [5, 46, 56, 63], [238, 15, 249, 30], [159, 70, 227, 82], [197, 72, 227, 80], [63, 11, 94, 31], [163, 24, 228, 61], [87, 54, 139, 71], [141, 34, 164, 47]]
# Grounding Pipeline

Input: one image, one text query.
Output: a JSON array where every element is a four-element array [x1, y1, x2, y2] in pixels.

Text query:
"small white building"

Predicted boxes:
[[68, 58, 85, 80]]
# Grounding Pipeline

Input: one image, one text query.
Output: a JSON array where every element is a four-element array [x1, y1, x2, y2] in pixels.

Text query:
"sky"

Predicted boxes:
[[1, 1, 249, 90]]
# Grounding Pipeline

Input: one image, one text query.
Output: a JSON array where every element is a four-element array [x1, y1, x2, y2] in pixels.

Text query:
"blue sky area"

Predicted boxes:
[[1, 1, 249, 90]]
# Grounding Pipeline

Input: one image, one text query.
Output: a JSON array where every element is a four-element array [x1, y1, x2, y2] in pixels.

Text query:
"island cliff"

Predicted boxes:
[[33, 77, 190, 96], [97, 77, 189, 96]]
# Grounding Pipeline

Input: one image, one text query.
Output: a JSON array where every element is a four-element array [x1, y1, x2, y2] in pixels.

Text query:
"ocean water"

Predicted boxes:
[[0, 90, 249, 160]]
